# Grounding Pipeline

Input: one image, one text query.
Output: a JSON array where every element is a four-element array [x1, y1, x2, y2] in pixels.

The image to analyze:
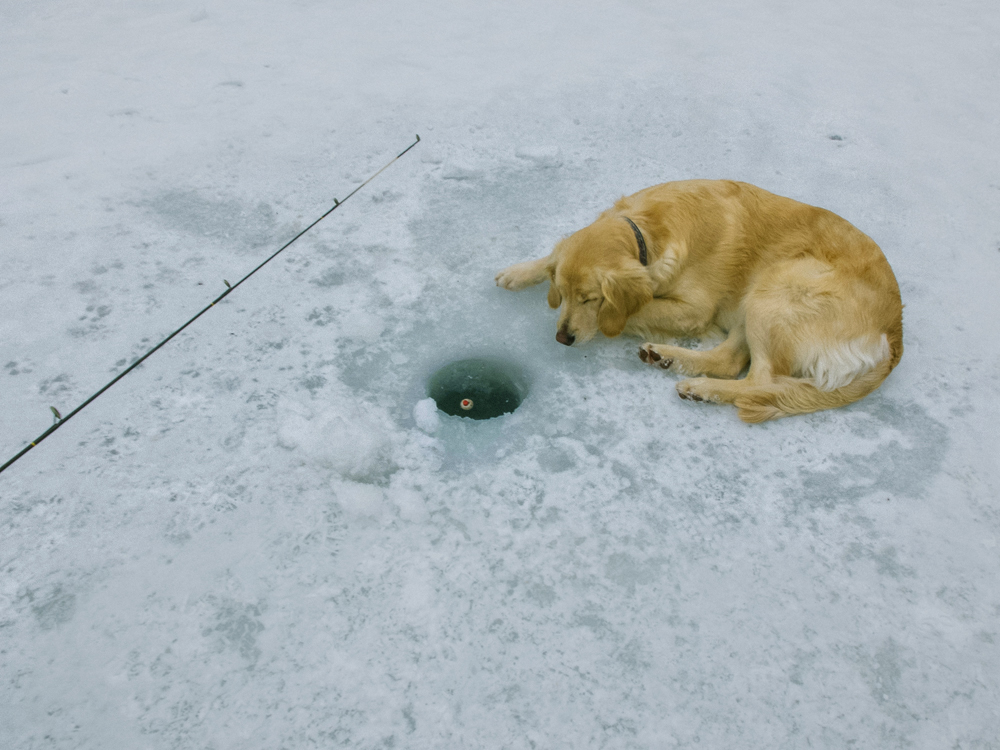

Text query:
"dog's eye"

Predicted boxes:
[[582, 297, 599, 304]]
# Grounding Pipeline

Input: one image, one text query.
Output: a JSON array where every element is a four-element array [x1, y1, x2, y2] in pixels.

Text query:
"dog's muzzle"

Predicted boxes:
[[556, 328, 575, 346]]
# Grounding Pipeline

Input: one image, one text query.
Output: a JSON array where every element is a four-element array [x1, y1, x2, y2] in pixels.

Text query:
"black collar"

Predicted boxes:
[[623, 217, 648, 266]]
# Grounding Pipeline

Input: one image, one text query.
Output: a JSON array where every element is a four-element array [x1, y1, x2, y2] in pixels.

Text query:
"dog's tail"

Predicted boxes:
[[733, 330, 903, 423]]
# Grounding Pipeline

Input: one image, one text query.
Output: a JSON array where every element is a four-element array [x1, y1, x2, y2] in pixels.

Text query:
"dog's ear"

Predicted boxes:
[[597, 266, 653, 337], [546, 257, 562, 308], [547, 281, 562, 309]]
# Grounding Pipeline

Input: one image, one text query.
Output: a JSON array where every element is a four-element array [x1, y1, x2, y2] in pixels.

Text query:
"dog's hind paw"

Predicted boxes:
[[638, 343, 674, 370], [676, 378, 721, 403]]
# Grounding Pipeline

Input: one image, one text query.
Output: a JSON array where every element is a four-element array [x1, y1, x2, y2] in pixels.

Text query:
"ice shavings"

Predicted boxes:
[[276, 391, 395, 484], [413, 397, 440, 434]]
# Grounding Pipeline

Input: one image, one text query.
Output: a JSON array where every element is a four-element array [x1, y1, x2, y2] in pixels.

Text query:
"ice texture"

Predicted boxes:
[[2, 1, 1000, 748]]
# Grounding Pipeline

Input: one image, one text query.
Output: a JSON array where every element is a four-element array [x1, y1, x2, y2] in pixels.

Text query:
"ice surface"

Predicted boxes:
[[2, 1, 1000, 748]]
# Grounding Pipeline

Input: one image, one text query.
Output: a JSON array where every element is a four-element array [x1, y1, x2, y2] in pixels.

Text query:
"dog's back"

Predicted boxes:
[[652, 181, 903, 420]]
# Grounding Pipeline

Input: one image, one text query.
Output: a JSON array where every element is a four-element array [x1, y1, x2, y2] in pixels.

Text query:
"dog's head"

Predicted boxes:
[[546, 218, 654, 346]]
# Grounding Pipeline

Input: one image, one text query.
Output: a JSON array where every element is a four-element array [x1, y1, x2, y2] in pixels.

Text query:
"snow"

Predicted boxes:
[[2, 0, 1000, 747], [413, 397, 441, 434]]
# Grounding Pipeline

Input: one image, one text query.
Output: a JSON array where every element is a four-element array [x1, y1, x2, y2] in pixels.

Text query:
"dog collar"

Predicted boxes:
[[623, 217, 648, 266]]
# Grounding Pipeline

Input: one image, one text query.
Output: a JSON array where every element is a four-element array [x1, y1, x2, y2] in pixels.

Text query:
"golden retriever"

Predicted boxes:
[[495, 180, 903, 422]]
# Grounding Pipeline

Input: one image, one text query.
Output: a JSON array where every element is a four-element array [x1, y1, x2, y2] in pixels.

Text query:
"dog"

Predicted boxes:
[[495, 179, 903, 422]]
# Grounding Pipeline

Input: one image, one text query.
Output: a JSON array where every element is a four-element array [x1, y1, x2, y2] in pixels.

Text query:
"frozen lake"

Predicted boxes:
[[2, 1, 999, 747]]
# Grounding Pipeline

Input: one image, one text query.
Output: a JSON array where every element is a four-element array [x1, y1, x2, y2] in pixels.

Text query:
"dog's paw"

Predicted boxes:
[[676, 378, 720, 403], [495, 261, 545, 291], [638, 343, 674, 371]]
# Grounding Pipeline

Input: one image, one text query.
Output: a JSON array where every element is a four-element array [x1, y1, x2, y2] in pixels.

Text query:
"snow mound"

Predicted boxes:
[[331, 479, 386, 521], [276, 393, 395, 483], [413, 397, 440, 434], [440, 163, 482, 181], [515, 145, 563, 168]]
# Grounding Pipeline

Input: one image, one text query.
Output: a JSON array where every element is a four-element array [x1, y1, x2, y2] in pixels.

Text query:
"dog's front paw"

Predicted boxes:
[[676, 378, 720, 403], [495, 260, 546, 291], [638, 343, 674, 371]]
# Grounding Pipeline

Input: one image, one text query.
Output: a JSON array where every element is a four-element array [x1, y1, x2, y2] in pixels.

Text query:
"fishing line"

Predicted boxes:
[[0, 135, 421, 476]]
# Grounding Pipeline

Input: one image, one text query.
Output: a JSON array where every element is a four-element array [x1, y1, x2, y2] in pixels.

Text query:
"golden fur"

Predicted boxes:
[[495, 179, 903, 422]]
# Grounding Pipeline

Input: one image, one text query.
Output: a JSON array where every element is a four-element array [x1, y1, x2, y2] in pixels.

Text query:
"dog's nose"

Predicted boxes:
[[556, 328, 575, 346]]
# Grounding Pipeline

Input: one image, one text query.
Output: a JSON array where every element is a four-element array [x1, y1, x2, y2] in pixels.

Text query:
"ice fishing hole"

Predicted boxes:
[[428, 358, 528, 420]]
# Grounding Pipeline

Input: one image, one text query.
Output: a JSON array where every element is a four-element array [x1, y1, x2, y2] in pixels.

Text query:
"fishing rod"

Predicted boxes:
[[0, 134, 421, 477]]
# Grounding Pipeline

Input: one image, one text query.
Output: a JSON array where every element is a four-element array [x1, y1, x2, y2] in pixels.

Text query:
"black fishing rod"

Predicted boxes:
[[0, 135, 421, 477]]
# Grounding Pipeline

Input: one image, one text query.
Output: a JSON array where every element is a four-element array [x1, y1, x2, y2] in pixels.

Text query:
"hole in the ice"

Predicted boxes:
[[428, 358, 527, 420]]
